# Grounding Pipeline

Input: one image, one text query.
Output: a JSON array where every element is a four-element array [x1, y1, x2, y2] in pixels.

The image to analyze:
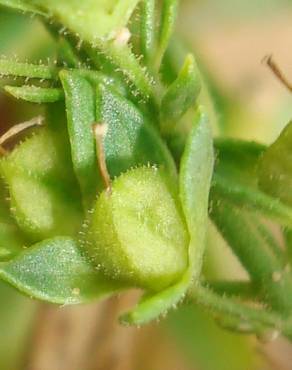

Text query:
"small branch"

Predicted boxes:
[[264, 55, 292, 92], [92, 123, 112, 193]]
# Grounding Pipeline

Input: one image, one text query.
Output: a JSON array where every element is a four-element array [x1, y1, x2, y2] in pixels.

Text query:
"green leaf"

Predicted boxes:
[[0, 122, 83, 241], [96, 83, 177, 180], [60, 70, 99, 207], [0, 223, 26, 261], [179, 107, 214, 279], [160, 54, 201, 133], [213, 137, 292, 228], [27, 0, 139, 41], [140, 0, 155, 64], [5, 85, 64, 104], [258, 121, 292, 207], [0, 236, 122, 304], [214, 138, 266, 187], [0, 183, 28, 261], [212, 174, 292, 229], [121, 107, 214, 325], [209, 197, 292, 314], [0, 59, 57, 80], [155, 0, 178, 69]]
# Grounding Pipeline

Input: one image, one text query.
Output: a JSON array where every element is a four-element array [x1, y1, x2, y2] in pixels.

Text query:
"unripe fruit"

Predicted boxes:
[[85, 166, 189, 291]]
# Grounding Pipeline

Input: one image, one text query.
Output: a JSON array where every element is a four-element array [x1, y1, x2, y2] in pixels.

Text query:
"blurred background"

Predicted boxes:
[[1, 1, 292, 369]]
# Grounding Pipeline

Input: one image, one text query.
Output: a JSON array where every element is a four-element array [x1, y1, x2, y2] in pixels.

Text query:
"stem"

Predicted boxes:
[[189, 285, 292, 337], [205, 280, 259, 299]]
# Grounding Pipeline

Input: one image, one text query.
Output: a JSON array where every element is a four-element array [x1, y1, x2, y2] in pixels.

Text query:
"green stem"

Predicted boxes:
[[212, 174, 292, 229], [189, 285, 291, 337], [205, 280, 259, 300]]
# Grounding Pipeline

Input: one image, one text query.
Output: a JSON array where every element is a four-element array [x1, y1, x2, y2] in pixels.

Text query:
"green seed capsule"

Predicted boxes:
[[85, 166, 189, 291]]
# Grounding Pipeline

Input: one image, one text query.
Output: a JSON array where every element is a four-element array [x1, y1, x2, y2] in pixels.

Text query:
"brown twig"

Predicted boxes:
[[264, 55, 292, 92]]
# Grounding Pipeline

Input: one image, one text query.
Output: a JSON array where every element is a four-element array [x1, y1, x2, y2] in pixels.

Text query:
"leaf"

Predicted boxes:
[[212, 174, 292, 229], [0, 236, 122, 304], [121, 107, 214, 325], [209, 197, 292, 314], [160, 54, 201, 132], [0, 59, 57, 79], [0, 223, 26, 261], [179, 107, 214, 279], [139, 0, 155, 64], [0, 183, 28, 261], [214, 138, 266, 187], [210, 198, 283, 282], [155, 0, 178, 69], [60, 70, 99, 207], [26, 0, 139, 41], [212, 138, 292, 227], [258, 121, 292, 207], [5, 85, 64, 104], [96, 83, 177, 180]]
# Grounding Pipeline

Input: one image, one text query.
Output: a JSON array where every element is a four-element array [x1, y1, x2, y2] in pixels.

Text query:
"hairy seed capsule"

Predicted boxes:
[[85, 167, 189, 291]]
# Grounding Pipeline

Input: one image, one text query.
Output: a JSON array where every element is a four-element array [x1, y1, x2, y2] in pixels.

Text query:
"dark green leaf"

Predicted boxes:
[[214, 138, 266, 187], [0, 236, 122, 304], [96, 83, 177, 180], [258, 121, 292, 207], [60, 70, 99, 207]]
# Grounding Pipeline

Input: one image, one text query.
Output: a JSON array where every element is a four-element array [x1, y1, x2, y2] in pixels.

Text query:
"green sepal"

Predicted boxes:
[[0, 236, 123, 304], [121, 107, 214, 325], [0, 189, 27, 261], [85, 166, 188, 292], [120, 270, 191, 325], [179, 107, 214, 280], [0, 223, 26, 261], [0, 120, 83, 241], [5, 85, 64, 104], [160, 54, 201, 133], [60, 69, 99, 207], [96, 84, 177, 181]]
